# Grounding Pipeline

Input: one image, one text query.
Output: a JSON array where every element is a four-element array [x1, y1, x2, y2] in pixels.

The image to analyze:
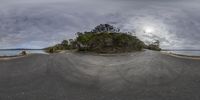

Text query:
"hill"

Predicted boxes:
[[45, 24, 161, 53]]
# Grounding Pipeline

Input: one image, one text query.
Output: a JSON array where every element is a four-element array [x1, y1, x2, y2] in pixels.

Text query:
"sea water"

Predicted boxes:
[[163, 51, 200, 56], [0, 50, 46, 56]]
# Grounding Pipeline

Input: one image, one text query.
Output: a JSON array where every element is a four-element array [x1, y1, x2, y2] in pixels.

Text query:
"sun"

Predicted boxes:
[[144, 26, 155, 33]]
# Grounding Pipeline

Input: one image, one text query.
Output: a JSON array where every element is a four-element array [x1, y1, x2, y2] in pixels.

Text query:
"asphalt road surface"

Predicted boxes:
[[0, 50, 200, 100]]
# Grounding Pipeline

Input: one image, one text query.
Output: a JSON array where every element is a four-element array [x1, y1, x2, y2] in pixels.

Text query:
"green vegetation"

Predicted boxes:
[[45, 24, 161, 53], [20, 51, 27, 55], [145, 40, 161, 51], [76, 32, 145, 53], [44, 39, 76, 53], [92, 24, 120, 33]]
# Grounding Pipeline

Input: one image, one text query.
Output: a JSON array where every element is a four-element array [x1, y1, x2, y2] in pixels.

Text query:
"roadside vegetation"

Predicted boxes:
[[45, 24, 161, 53], [145, 40, 161, 51], [44, 39, 76, 53]]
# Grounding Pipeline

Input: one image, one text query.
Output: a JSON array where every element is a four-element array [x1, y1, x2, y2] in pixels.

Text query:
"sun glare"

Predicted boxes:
[[144, 26, 155, 33]]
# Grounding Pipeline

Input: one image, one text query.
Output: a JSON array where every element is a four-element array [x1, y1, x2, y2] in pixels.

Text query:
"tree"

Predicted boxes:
[[61, 40, 68, 45], [44, 24, 152, 53], [147, 40, 161, 51], [75, 24, 145, 53], [61, 40, 68, 48], [92, 24, 120, 33], [154, 40, 160, 47], [68, 39, 77, 49], [76, 32, 83, 36]]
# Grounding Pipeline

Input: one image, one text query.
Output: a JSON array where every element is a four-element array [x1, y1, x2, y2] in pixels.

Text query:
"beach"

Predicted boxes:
[[0, 50, 200, 100]]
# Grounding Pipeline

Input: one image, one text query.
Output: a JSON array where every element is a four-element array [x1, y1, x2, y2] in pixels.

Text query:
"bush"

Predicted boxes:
[[20, 51, 27, 55]]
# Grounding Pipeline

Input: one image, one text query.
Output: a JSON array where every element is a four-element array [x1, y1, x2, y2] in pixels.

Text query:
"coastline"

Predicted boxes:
[[162, 51, 200, 60], [1, 50, 200, 60], [0, 55, 26, 60], [0, 50, 47, 60]]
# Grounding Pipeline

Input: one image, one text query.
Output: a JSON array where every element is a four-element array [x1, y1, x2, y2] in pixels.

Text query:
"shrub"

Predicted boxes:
[[20, 51, 27, 55]]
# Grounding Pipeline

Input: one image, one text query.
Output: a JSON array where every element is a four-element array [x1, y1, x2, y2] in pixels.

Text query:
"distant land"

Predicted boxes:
[[1, 48, 200, 51], [162, 49, 200, 51], [0, 48, 44, 50]]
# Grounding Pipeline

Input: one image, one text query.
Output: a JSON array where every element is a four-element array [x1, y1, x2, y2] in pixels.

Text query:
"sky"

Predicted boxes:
[[0, 0, 200, 49]]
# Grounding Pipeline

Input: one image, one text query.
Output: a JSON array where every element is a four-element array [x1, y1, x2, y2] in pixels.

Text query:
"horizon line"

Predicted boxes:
[[0, 48, 44, 50]]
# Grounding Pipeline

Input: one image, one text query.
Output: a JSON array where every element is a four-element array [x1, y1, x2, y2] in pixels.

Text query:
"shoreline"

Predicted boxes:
[[40, 50, 200, 59], [1, 50, 200, 60], [0, 55, 26, 60], [162, 52, 200, 60], [0, 53, 46, 60]]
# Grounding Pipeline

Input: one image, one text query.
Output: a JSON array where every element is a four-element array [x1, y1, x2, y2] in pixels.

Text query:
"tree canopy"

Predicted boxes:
[[75, 24, 145, 53], [44, 39, 75, 53], [92, 24, 120, 33], [45, 24, 161, 53], [76, 32, 145, 53], [145, 40, 161, 51]]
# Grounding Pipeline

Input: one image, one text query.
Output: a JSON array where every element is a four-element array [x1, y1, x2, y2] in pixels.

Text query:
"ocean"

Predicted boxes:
[[0, 50, 47, 56], [1, 50, 200, 57], [162, 50, 200, 56]]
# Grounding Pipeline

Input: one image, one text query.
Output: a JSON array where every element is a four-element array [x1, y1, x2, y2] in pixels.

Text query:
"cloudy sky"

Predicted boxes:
[[0, 0, 200, 49]]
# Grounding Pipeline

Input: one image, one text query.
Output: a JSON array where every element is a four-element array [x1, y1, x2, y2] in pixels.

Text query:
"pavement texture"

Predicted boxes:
[[0, 50, 200, 100]]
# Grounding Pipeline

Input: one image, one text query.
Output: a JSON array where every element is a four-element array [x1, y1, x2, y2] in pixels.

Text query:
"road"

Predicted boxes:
[[0, 50, 200, 100]]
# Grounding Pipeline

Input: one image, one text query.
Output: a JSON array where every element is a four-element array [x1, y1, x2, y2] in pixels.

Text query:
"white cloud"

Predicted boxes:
[[0, 0, 200, 49]]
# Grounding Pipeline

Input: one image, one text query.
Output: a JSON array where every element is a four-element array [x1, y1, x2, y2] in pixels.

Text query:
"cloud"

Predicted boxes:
[[0, 0, 200, 49]]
